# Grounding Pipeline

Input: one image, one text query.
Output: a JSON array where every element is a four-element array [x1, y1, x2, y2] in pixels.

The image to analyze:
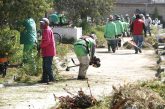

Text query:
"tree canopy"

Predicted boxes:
[[54, 0, 115, 24], [0, 0, 52, 29]]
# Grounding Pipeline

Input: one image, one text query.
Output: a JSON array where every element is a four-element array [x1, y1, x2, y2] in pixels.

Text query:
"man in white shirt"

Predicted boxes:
[[145, 14, 152, 36]]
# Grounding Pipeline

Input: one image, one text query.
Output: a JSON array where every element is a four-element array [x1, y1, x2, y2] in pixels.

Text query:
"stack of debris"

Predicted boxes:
[[110, 85, 165, 109]]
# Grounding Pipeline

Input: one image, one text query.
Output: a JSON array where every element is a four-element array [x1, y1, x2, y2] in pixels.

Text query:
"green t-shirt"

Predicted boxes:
[[104, 21, 117, 40], [74, 37, 95, 57]]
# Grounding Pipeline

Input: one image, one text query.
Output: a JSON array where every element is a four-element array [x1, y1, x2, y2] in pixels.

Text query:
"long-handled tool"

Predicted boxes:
[[127, 40, 141, 49], [66, 65, 80, 71], [65, 58, 80, 71]]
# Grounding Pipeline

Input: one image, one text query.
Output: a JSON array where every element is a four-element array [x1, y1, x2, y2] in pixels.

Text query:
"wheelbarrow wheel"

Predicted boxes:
[[54, 32, 62, 45]]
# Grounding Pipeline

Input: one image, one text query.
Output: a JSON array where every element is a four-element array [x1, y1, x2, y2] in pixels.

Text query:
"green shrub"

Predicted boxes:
[[80, 20, 92, 34], [0, 28, 19, 57], [90, 25, 106, 47]]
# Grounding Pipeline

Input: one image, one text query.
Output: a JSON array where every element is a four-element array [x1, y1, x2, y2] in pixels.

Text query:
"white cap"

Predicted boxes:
[[40, 18, 49, 25], [90, 34, 97, 40]]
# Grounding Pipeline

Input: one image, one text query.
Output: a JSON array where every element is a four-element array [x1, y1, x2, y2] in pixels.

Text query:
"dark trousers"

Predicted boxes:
[[107, 40, 117, 52], [146, 26, 151, 36], [42, 56, 54, 82]]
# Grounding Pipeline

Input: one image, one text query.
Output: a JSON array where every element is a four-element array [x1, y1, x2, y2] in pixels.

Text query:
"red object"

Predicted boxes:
[[0, 57, 8, 63], [127, 40, 140, 49], [132, 19, 145, 35], [40, 26, 56, 57]]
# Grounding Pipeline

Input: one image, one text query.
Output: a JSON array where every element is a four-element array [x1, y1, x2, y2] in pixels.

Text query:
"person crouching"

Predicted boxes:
[[74, 34, 96, 80]]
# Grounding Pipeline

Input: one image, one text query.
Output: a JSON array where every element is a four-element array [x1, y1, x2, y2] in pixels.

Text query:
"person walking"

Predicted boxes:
[[74, 34, 96, 80], [104, 15, 117, 52], [39, 18, 56, 83], [114, 15, 124, 48], [130, 14, 146, 54], [145, 14, 152, 36]]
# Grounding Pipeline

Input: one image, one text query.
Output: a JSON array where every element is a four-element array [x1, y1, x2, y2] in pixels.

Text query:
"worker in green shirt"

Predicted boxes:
[[104, 15, 117, 53], [114, 15, 124, 47], [48, 12, 60, 26], [49, 12, 69, 26], [131, 14, 136, 24], [114, 15, 124, 37], [122, 21, 130, 37], [125, 14, 130, 23], [20, 17, 37, 64], [74, 34, 96, 80]]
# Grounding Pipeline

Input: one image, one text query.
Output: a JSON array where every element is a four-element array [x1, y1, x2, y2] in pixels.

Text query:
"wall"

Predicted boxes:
[[112, 3, 165, 21]]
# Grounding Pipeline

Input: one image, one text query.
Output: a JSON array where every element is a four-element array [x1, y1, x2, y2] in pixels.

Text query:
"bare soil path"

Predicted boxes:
[[0, 47, 157, 109]]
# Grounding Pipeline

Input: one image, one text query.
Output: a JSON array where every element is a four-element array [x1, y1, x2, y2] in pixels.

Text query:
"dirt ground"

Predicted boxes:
[[0, 46, 157, 109]]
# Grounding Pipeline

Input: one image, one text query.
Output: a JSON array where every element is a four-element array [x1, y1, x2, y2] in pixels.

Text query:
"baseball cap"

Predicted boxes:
[[146, 14, 149, 17], [40, 18, 49, 25], [90, 33, 97, 40]]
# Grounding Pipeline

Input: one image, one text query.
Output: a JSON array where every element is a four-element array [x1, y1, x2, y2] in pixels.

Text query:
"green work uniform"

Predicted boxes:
[[114, 20, 124, 36], [48, 13, 60, 24], [74, 37, 95, 79], [104, 21, 118, 52], [58, 14, 67, 24], [20, 18, 37, 44], [122, 21, 129, 32], [132, 15, 136, 23], [104, 21, 117, 40], [74, 37, 95, 57], [20, 18, 37, 64]]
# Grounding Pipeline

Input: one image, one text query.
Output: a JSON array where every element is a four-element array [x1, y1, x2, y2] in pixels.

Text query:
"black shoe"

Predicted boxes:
[[49, 79, 56, 82], [139, 49, 142, 53], [77, 76, 88, 80], [112, 49, 116, 53], [38, 80, 48, 83], [135, 51, 138, 54]]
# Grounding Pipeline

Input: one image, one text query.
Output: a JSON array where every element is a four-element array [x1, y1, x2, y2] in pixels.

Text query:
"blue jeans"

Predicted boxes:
[[42, 56, 54, 82], [133, 35, 144, 52]]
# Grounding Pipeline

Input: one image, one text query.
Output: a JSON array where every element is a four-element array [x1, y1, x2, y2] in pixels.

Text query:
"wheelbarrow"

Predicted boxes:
[[0, 57, 8, 77]]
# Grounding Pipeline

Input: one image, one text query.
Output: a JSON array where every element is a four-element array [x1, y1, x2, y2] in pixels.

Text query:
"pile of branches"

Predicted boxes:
[[110, 84, 165, 109], [55, 80, 97, 109], [55, 89, 97, 109]]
